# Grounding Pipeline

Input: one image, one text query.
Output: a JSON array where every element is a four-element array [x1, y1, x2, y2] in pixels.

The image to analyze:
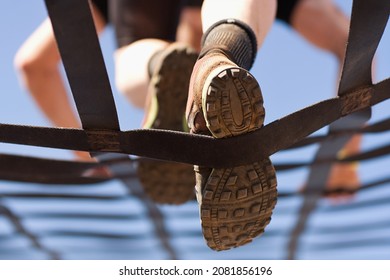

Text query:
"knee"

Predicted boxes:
[[14, 50, 37, 77], [14, 48, 57, 78], [114, 67, 148, 109], [113, 41, 167, 109], [292, 0, 349, 59]]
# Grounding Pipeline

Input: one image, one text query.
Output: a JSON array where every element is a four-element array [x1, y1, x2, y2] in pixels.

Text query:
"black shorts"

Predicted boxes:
[[91, 0, 109, 22], [109, 0, 202, 48], [93, 0, 298, 46], [181, 0, 203, 7], [276, 0, 301, 24]]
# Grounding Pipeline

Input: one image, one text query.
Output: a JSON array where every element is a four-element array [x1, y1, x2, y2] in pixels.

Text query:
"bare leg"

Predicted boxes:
[[176, 7, 203, 52], [14, 4, 106, 161], [115, 5, 203, 110], [114, 39, 169, 109], [291, 0, 350, 60], [186, 0, 278, 250], [114, 7, 202, 204], [186, 0, 278, 128], [326, 136, 360, 202], [291, 0, 361, 200], [201, 0, 276, 48]]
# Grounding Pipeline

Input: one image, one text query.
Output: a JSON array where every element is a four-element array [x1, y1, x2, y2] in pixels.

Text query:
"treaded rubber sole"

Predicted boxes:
[[138, 45, 197, 204], [197, 67, 277, 250], [138, 159, 196, 204]]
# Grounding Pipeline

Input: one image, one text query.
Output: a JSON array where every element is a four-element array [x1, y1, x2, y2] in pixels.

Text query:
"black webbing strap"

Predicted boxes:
[[286, 0, 390, 260], [275, 142, 390, 171], [0, 78, 389, 168], [0, 154, 108, 185], [25, 0, 178, 257], [0, 1, 389, 169], [2, 134, 388, 184], [9, 114, 390, 181], [363, 117, 390, 133], [338, 0, 390, 95], [0, 204, 60, 259], [287, 117, 390, 149], [44, 0, 119, 131], [277, 175, 390, 198]]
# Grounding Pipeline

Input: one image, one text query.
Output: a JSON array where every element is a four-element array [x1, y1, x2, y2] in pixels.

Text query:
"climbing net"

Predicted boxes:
[[0, 0, 389, 259]]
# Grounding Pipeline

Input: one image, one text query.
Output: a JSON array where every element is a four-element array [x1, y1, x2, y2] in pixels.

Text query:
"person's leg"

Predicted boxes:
[[111, 0, 200, 204], [114, 39, 170, 108], [113, 0, 202, 108], [201, 0, 276, 46], [176, 6, 203, 52], [136, 42, 198, 204], [187, 0, 277, 126], [186, 0, 278, 251], [290, 0, 349, 60], [290, 0, 361, 200], [326, 136, 360, 201], [14, 2, 106, 161], [111, 0, 182, 108], [115, 0, 277, 110]]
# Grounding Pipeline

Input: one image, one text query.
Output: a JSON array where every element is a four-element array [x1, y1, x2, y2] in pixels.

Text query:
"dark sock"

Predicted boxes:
[[199, 19, 258, 70]]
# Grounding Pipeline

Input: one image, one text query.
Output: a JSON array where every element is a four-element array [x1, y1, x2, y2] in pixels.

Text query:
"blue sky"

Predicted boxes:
[[0, 0, 389, 260], [0, 0, 388, 196], [0, 0, 389, 197]]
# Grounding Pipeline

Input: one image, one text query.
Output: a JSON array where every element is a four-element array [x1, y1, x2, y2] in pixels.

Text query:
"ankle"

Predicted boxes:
[[200, 19, 258, 70]]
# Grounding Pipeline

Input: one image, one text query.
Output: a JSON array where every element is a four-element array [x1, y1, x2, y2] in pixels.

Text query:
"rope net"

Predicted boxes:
[[0, 0, 389, 259]]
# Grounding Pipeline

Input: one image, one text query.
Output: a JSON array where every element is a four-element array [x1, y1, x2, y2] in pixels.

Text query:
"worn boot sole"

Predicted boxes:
[[198, 67, 278, 250], [138, 45, 198, 204]]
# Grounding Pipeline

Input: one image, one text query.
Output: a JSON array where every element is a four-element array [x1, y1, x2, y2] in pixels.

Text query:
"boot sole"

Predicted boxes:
[[138, 46, 198, 204], [199, 67, 278, 250]]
